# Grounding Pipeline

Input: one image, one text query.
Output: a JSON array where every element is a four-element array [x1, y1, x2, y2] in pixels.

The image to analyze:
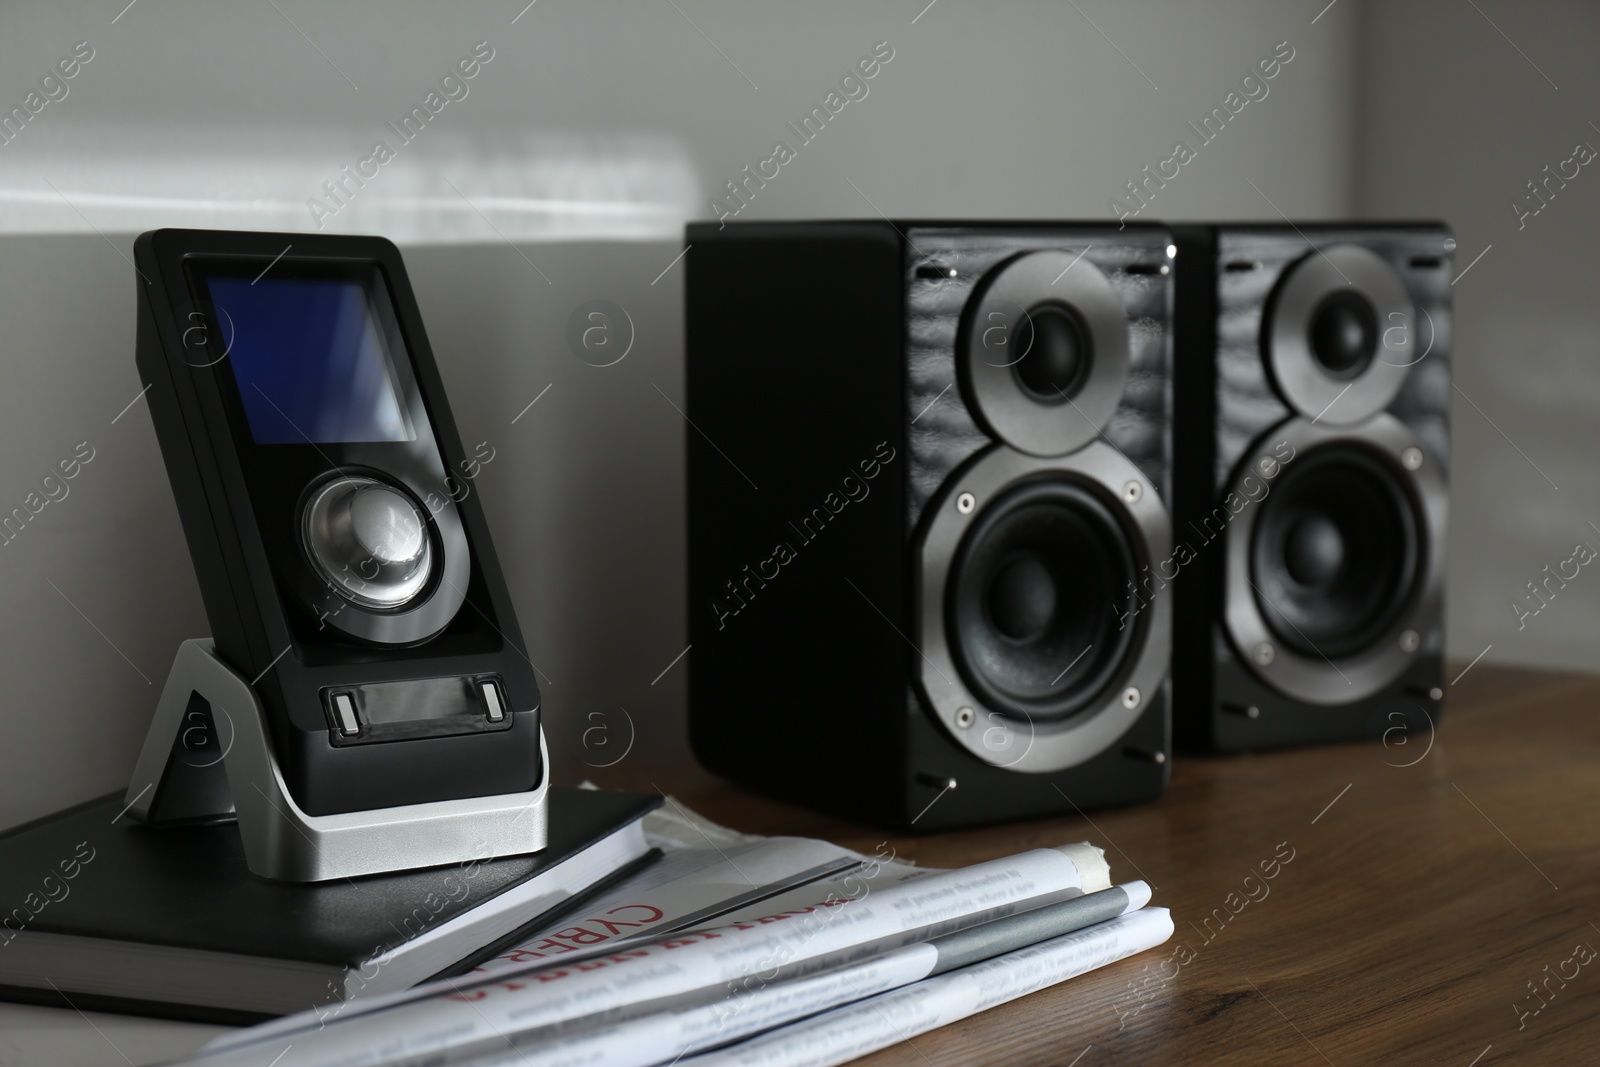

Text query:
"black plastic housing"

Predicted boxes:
[[134, 229, 541, 815], [1170, 224, 1451, 752], [685, 220, 1172, 832]]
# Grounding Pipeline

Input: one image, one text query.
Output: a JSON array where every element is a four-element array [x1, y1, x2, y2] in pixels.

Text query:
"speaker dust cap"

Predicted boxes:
[[960, 250, 1129, 457], [1268, 245, 1412, 426]]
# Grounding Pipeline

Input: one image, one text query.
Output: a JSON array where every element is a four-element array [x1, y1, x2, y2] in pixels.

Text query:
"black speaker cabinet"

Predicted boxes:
[[1170, 224, 1451, 752], [685, 221, 1174, 831]]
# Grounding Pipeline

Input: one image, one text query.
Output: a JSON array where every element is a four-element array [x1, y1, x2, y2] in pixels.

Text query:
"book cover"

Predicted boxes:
[[0, 785, 660, 1022]]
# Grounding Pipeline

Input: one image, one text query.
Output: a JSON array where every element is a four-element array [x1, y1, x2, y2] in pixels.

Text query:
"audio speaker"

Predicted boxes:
[[685, 221, 1174, 831], [1170, 224, 1451, 752]]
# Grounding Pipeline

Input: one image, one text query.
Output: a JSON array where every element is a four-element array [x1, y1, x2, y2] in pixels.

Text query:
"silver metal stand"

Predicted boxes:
[[124, 638, 549, 882]]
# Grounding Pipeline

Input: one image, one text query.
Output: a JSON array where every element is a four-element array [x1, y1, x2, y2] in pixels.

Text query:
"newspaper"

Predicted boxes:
[[451, 883, 1153, 1067], [201, 797, 941, 1058], [187, 798, 1110, 1067], [466, 796, 934, 977], [679, 907, 1175, 1067]]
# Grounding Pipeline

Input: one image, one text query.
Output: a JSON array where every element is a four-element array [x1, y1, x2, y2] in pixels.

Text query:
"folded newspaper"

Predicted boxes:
[[180, 791, 1171, 1067]]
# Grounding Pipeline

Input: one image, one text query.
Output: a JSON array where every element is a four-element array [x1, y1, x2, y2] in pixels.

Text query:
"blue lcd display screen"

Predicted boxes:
[[206, 275, 414, 444]]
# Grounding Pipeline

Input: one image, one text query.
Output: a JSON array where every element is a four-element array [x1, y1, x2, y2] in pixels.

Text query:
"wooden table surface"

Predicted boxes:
[[567, 664, 1600, 1065], [4, 663, 1595, 1066]]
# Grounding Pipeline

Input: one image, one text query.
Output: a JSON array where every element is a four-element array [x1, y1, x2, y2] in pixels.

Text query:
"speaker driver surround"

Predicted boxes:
[[961, 250, 1129, 457], [1268, 244, 1411, 426], [1223, 414, 1445, 705], [918, 441, 1170, 773]]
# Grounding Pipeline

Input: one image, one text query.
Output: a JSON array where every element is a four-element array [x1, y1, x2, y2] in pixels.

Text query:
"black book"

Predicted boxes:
[[0, 786, 661, 1024]]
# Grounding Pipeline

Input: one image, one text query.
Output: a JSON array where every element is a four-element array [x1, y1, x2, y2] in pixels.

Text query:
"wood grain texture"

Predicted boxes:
[[564, 664, 1600, 1064]]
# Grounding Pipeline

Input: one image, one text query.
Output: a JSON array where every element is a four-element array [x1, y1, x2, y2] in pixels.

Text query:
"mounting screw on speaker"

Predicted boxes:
[[1429, 687, 1443, 700], [1123, 480, 1143, 504], [1121, 686, 1142, 710], [1399, 629, 1420, 652], [1402, 447, 1424, 471], [1253, 642, 1276, 666], [956, 492, 976, 514], [955, 706, 975, 729]]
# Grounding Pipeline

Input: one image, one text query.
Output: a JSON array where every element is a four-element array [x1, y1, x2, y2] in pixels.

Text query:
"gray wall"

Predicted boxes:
[[1357, 0, 1600, 674], [0, 0, 1432, 831]]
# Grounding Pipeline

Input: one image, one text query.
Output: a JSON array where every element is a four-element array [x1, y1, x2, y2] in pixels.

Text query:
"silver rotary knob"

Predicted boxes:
[[302, 476, 432, 609]]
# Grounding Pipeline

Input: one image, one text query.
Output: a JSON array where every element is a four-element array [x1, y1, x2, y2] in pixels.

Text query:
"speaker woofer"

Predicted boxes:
[[1249, 445, 1419, 659], [1223, 414, 1446, 705], [916, 442, 1171, 773], [948, 479, 1138, 720]]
